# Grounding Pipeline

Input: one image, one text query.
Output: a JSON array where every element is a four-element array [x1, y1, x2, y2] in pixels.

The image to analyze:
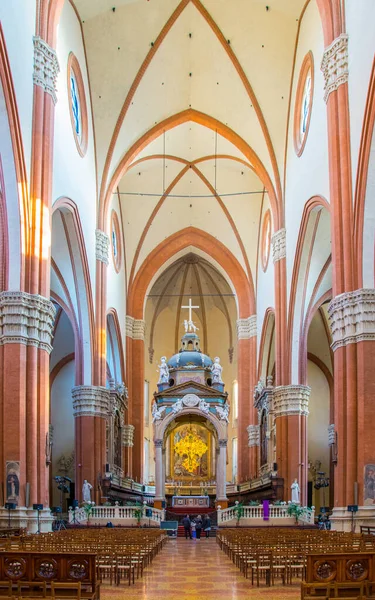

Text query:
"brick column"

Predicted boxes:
[[272, 229, 288, 386], [273, 385, 310, 504], [0, 292, 55, 507], [126, 316, 145, 482], [329, 290, 375, 508], [236, 316, 257, 481], [72, 386, 109, 503]]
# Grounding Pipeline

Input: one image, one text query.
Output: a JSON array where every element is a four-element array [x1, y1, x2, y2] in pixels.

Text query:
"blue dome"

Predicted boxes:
[[168, 351, 212, 369]]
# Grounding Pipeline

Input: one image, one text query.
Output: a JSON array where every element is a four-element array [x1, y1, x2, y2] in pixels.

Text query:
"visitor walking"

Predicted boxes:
[[195, 515, 203, 539], [203, 515, 211, 538], [182, 514, 191, 539]]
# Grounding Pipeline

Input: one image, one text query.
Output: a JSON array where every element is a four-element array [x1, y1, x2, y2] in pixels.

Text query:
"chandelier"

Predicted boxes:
[[174, 431, 208, 474]]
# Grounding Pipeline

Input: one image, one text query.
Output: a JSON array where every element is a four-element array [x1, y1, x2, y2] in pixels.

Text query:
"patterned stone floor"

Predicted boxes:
[[101, 537, 301, 599]]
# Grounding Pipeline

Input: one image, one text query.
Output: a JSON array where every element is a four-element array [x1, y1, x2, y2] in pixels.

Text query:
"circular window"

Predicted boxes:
[[261, 209, 272, 272], [111, 210, 122, 272], [294, 51, 314, 157], [67, 53, 88, 157]]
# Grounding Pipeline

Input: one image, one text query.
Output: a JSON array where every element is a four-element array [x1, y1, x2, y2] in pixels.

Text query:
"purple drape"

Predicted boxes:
[[263, 499, 270, 521]]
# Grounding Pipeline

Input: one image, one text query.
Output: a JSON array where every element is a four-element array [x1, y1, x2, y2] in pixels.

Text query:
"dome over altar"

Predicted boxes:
[[167, 330, 213, 370]]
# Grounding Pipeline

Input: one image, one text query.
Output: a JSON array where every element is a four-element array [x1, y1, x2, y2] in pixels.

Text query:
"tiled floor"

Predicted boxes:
[[101, 537, 301, 599]]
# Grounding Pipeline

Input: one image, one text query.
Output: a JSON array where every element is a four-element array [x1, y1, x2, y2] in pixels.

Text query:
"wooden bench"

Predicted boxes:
[[0, 552, 99, 600]]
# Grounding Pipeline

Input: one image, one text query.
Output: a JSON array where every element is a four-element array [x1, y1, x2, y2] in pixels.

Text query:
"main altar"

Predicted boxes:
[[152, 300, 229, 509]]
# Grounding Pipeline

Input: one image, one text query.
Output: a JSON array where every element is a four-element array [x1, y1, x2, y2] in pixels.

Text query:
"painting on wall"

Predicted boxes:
[[6, 461, 20, 503], [171, 424, 210, 480], [364, 464, 375, 505]]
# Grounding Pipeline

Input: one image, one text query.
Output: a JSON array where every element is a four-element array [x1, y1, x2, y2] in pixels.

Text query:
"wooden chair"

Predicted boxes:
[[17, 582, 47, 598], [51, 583, 82, 600], [115, 555, 135, 586], [301, 582, 331, 599], [249, 552, 273, 587], [332, 581, 365, 599]]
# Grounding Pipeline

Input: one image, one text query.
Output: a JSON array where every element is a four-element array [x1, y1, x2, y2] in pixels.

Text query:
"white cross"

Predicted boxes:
[[182, 298, 199, 323]]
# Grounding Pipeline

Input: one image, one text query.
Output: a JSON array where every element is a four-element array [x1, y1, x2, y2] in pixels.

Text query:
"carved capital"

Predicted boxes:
[[154, 439, 163, 449], [247, 424, 260, 447], [236, 316, 257, 340], [126, 316, 146, 340], [328, 289, 375, 351], [122, 424, 135, 447], [321, 34, 349, 103], [72, 385, 109, 418], [33, 36, 59, 104], [328, 424, 335, 446], [273, 385, 310, 417], [95, 230, 110, 265], [0, 291, 56, 353], [272, 229, 286, 263], [219, 439, 227, 448]]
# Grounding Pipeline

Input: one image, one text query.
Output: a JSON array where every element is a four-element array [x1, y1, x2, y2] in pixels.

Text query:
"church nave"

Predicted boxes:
[[101, 538, 299, 600]]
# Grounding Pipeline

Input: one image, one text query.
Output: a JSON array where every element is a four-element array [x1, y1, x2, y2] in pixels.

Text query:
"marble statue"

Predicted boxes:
[[199, 399, 210, 414], [291, 478, 300, 504], [157, 356, 169, 384], [183, 319, 199, 333], [152, 401, 166, 423], [172, 399, 183, 414], [211, 357, 223, 384], [215, 402, 229, 423], [82, 479, 93, 503]]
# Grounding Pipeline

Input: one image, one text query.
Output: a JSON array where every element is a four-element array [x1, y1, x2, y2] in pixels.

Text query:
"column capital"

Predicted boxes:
[[122, 424, 135, 447], [72, 385, 109, 418], [154, 439, 163, 448], [126, 316, 146, 340], [328, 289, 375, 351], [95, 230, 110, 265], [0, 291, 56, 353], [321, 33, 349, 103], [219, 439, 227, 448], [273, 385, 310, 417], [247, 424, 260, 447], [33, 36, 59, 104], [272, 229, 286, 263], [236, 316, 256, 340]]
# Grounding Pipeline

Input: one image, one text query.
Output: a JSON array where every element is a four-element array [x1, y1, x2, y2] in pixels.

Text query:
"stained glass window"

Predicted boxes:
[[70, 71, 81, 140], [300, 71, 312, 138]]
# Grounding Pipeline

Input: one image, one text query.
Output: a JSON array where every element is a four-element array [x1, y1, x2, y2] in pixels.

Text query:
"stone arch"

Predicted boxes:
[[154, 407, 227, 444]]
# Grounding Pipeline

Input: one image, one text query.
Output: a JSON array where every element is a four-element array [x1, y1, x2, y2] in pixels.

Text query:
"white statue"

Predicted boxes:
[[211, 357, 223, 384], [152, 402, 166, 423], [172, 399, 183, 414], [184, 319, 189, 333], [82, 479, 93, 503], [291, 478, 300, 504], [188, 320, 199, 333], [157, 356, 169, 384], [215, 402, 229, 423], [199, 399, 210, 414]]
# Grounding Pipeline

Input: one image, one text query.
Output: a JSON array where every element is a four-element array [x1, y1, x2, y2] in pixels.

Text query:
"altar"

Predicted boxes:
[[172, 495, 210, 508]]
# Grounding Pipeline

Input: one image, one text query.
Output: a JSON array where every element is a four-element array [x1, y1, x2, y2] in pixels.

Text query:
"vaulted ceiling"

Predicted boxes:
[[71, 0, 317, 288]]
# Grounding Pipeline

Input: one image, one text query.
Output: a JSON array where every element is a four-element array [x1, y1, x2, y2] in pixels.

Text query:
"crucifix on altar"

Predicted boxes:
[[182, 298, 199, 333]]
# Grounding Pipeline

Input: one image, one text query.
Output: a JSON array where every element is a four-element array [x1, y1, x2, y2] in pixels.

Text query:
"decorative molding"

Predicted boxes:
[[33, 36, 59, 104], [321, 34, 349, 103], [272, 229, 286, 263], [247, 424, 260, 447], [273, 385, 310, 417], [182, 394, 200, 407], [219, 439, 227, 448], [122, 425, 135, 447], [236, 316, 257, 340], [125, 316, 146, 340], [72, 386, 110, 418], [0, 291, 56, 353], [95, 230, 110, 265], [328, 289, 375, 351], [154, 439, 163, 448], [328, 424, 335, 446]]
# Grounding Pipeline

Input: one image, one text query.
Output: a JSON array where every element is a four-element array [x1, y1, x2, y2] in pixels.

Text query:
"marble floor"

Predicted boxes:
[[101, 537, 301, 600]]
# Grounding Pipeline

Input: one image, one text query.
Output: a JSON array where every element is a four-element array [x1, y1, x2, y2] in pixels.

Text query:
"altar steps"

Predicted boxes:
[[177, 525, 217, 538]]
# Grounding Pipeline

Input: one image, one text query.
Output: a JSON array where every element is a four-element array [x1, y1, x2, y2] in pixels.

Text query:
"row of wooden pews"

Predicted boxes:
[[0, 528, 167, 598], [217, 527, 375, 596]]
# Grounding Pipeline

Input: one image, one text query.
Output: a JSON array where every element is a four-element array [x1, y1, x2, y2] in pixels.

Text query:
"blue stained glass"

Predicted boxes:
[[112, 228, 117, 258], [70, 73, 81, 137]]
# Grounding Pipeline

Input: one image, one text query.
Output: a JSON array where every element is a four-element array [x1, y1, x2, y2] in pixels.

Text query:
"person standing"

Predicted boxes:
[[182, 514, 191, 539], [203, 515, 211, 538], [195, 515, 203, 539]]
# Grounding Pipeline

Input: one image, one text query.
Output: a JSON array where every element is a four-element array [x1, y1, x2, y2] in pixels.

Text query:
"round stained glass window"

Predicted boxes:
[[261, 209, 272, 272], [67, 53, 88, 157], [294, 52, 314, 157], [111, 210, 121, 272]]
